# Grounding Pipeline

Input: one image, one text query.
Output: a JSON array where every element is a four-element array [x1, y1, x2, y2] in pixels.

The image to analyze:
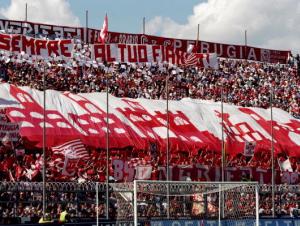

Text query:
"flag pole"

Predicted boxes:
[[25, 3, 28, 22], [105, 69, 110, 220], [42, 64, 46, 219], [196, 24, 200, 52], [85, 10, 89, 44], [143, 17, 146, 34], [244, 30, 247, 59], [220, 77, 225, 220], [270, 87, 275, 217], [166, 73, 170, 219], [221, 84, 225, 183]]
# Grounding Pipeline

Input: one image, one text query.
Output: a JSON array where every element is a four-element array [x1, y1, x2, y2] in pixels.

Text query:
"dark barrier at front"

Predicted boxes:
[[2, 219, 300, 226]]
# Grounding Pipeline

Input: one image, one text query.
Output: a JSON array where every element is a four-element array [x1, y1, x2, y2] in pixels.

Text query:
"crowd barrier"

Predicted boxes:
[[3, 219, 300, 226]]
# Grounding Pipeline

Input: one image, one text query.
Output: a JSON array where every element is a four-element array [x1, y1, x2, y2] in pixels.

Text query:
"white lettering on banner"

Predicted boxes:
[[201, 42, 210, 53], [227, 45, 237, 58], [113, 159, 124, 181], [196, 164, 210, 181], [40, 24, 51, 35], [124, 161, 135, 181], [111, 159, 300, 184], [53, 26, 64, 38], [113, 159, 135, 181], [247, 48, 257, 61], [174, 39, 182, 49], [0, 20, 8, 31], [64, 27, 78, 37], [34, 24, 40, 35], [0, 19, 291, 63], [9, 22, 22, 34], [92, 44, 218, 68], [214, 43, 223, 56], [179, 166, 192, 181], [135, 166, 152, 180]]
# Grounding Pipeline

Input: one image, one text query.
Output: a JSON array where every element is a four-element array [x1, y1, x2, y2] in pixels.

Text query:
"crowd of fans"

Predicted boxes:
[[1, 35, 300, 222], [0, 39, 300, 117]]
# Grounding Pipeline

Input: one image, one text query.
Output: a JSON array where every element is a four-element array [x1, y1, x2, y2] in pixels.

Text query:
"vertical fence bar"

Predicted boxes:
[[42, 65, 46, 219], [218, 184, 221, 226], [166, 74, 170, 219], [134, 180, 138, 226], [96, 182, 99, 226], [270, 88, 275, 218], [256, 184, 259, 226], [106, 72, 110, 219]]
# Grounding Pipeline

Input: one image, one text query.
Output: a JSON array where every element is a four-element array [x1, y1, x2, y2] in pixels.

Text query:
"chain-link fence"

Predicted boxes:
[[0, 182, 300, 224]]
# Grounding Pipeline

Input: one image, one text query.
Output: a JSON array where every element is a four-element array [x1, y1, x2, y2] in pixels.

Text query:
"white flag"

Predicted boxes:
[[278, 158, 293, 172], [135, 166, 152, 180]]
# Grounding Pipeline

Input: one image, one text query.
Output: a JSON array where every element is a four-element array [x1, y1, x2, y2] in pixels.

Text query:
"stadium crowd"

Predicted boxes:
[[1, 36, 300, 222], [0, 40, 300, 118]]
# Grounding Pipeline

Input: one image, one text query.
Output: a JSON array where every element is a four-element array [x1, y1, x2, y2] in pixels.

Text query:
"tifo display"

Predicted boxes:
[[0, 16, 299, 224]]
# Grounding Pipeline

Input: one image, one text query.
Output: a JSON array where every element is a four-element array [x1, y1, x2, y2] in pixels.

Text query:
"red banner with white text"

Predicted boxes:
[[0, 18, 290, 63], [91, 44, 218, 68], [0, 33, 73, 58]]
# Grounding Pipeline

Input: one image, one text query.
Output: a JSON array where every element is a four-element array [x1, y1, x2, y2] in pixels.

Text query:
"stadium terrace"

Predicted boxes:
[[0, 16, 300, 224]]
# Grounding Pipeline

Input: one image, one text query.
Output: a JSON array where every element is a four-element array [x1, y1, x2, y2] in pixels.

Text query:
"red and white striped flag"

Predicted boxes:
[[52, 139, 89, 160], [183, 53, 219, 69], [183, 53, 199, 66], [98, 14, 108, 44]]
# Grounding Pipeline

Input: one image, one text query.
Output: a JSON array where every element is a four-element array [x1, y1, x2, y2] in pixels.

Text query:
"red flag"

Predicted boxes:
[[52, 139, 89, 160], [98, 14, 108, 44]]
